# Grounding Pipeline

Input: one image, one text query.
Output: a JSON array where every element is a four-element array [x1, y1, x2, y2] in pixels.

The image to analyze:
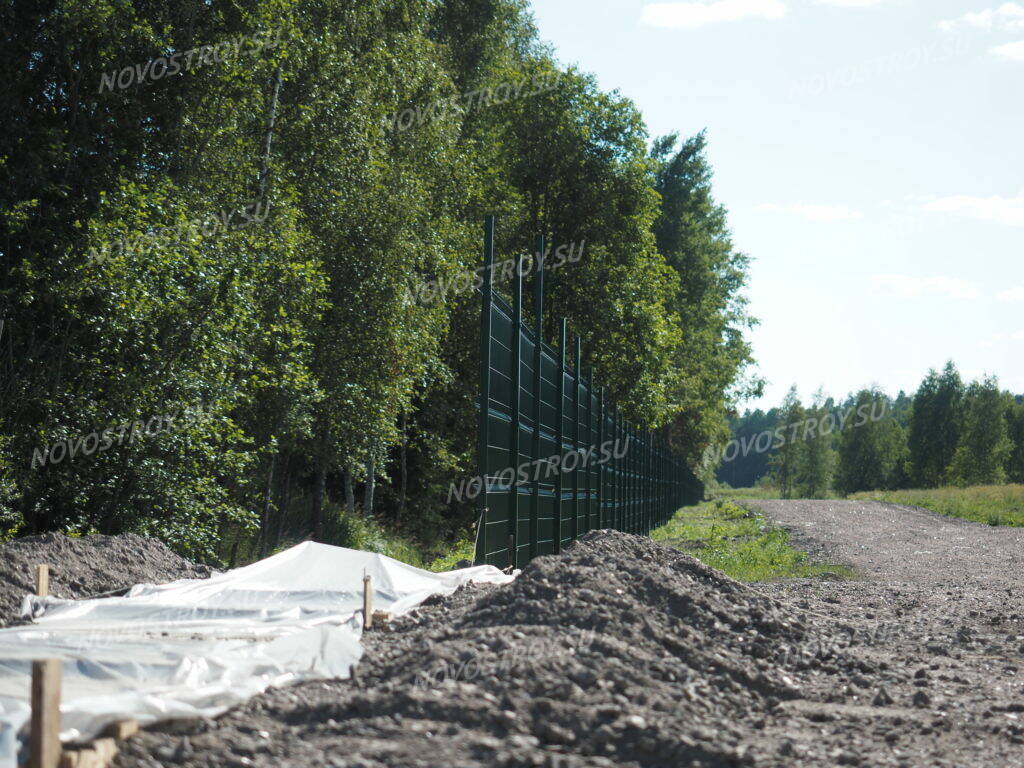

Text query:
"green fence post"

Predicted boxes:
[[589, 366, 598, 536], [530, 235, 544, 559], [555, 318, 566, 554], [646, 433, 650, 534], [646, 431, 652, 535], [641, 431, 646, 535], [474, 216, 495, 565], [625, 421, 631, 533], [610, 411, 618, 532], [510, 251, 523, 569], [640, 431, 646, 534], [598, 387, 605, 528], [572, 336, 582, 543]]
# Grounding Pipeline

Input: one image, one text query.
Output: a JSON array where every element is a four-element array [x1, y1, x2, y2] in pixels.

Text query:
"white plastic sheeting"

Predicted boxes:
[[0, 542, 512, 767]]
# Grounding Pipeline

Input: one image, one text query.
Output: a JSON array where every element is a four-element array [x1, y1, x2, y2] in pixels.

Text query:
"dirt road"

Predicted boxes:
[[745, 499, 1024, 767], [745, 498, 1024, 585], [109, 503, 1023, 768]]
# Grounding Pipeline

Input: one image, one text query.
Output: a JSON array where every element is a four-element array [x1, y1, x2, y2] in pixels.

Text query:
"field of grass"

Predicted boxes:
[[711, 486, 782, 500], [850, 484, 1024, 527], [651, 500, 853, 582]]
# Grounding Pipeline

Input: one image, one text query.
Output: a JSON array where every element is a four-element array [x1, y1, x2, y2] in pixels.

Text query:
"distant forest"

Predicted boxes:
[[0, 0, 757, 563], [717, 362, 1024, 497]]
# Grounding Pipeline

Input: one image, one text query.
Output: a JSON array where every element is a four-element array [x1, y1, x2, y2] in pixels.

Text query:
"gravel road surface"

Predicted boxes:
[[89, 501, 1024, 767], [744, 498, 1024, 585]]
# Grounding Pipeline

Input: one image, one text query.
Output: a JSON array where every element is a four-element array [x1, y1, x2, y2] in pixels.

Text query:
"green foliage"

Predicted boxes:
[[1007, 398, 1024, 484], [798, 388, 836, 497], [426, 538, 476, 572], [946, 377, 1013, 486], [652, 500, 853, 581], [835, 389, 906, 494], [769, 385, 805, 498], [0, 0, 756, 563], [719, 361, 1024, 499], [908, 362, 964, 487], [650, 132, 761, 466]]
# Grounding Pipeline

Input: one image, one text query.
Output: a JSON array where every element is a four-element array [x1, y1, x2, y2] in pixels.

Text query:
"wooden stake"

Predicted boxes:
[[30, 659, 62, 768], [362, 573, 373, 629], [35, 564, 49, 597], [101, 720, 138, 740]]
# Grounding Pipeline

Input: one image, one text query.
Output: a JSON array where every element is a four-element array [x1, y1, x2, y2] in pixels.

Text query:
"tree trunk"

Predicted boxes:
[[363, 447, 375, 515], [257, 450, 276, 557], [311, 459, 327, 541], [344, 466, 355, 515], [256, 63, 283, 202], [398, 413, 407, 525], [274, 455, 291, 551]]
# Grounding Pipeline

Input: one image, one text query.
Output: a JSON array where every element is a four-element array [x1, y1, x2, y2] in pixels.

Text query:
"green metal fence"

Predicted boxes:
[[473, 217, 703, 568]]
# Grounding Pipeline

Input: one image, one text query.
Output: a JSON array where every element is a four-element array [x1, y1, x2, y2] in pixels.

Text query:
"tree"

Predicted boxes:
[[714, 407, 778, 488], [947, 376, 1013, 486], [769, 386, 805, 499], [798, 388, 835, 498], [908, 362, 963, 487], [650, 132, 761, 467], [1007, 397, 1024, 484], [835, 389, 905, 494]]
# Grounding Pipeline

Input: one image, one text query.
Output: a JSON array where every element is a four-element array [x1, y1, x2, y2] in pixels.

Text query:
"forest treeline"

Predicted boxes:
[[718, 362, 1024, 497], [0, 0, 756, 562]]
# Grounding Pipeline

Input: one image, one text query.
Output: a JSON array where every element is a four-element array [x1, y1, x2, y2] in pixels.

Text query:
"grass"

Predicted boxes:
[[710, 485, 845, 501], [425, 538, 476, 572], [711, 486, 783, 501], [849, 484, 1024, 527], [651, 499, 854, 582]]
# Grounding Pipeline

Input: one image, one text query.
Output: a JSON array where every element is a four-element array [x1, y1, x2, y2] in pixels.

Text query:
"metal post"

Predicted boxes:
[[626, 423, 634, 532], [615, 408, 622, 530], [572, 336, 582, 542], [585, 367, 594, 533], [474, 217, 495, 566], [644, 432, 650, 534], [555, 319, 567, 554], [530, 235, 544, 558], [598, 388, 605, 529], [510, 251, 524, 569]]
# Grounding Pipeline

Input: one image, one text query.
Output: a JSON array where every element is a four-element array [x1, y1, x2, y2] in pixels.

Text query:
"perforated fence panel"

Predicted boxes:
[[473, 217, 703, 568]]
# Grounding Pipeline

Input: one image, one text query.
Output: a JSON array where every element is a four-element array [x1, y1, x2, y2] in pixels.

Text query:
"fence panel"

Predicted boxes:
[[474, 217, 703, 567]]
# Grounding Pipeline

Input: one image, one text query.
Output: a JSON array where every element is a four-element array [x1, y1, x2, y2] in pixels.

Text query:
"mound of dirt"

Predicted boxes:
[[118, 530, 858, 768], [0, 532, 212, 627]]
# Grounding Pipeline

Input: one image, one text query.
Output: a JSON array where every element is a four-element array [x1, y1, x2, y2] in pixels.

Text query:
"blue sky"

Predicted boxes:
[[529, 0, 1023, 411]]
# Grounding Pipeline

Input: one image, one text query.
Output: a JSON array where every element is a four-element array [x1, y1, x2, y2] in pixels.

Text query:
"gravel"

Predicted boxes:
[[4, 498, 1011, 767], [0, 532, 212, 627]]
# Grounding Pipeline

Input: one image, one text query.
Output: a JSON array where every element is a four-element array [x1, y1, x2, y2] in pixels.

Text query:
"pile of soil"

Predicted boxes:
[[115, 531, 878, 768], [0, 532, 211, 627]]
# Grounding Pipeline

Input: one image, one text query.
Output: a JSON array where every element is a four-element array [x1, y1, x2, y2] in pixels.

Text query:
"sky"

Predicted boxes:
[[529, 0, 1024, 411]]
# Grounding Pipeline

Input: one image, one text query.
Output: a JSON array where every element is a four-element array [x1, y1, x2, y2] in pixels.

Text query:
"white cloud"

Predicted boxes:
[[998, 286, 1024, 302], [870, 274, 981, 300], [920, 193, 1024, 226], [640, 0, 786, 29], [1013, 329, 1024, 340], [813, 0, 889, 6], [992, 39, 1024, 59], [939, 3, 1024, 32], [756, 202, 862, 221]]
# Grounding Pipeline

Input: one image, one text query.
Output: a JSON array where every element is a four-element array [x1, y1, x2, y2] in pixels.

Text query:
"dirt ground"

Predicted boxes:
[[104, 499, 1024, 768], [0, 532, 212, 627]]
